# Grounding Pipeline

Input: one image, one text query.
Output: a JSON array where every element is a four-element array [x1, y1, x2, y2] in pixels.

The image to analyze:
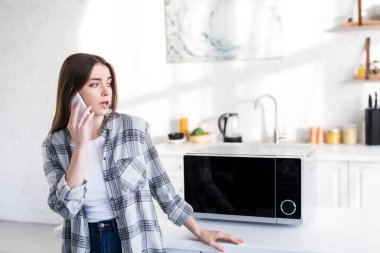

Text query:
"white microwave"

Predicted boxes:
[[184, 143, 315, 225]]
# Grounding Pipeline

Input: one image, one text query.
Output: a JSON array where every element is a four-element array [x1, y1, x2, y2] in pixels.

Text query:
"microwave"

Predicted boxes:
[[184, 143, 315, 225]]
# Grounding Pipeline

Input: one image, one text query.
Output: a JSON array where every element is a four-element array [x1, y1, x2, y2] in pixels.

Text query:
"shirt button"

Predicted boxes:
[[99, 223, 105, 228], [103, 157, 106, 161]]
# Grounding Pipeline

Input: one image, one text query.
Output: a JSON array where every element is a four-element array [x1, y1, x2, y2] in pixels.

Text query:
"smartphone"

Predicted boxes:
[[71, 92, 87, 119]]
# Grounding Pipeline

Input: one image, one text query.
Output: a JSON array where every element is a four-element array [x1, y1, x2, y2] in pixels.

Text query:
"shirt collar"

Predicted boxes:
[[100, 109, 115, 138]]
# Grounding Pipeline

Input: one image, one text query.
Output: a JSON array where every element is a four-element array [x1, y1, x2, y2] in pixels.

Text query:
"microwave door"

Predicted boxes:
[[184, 155, 276, 218]]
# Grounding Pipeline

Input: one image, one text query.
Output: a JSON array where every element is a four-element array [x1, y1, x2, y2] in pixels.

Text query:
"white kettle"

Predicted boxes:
[[218, 113, 242, 142]]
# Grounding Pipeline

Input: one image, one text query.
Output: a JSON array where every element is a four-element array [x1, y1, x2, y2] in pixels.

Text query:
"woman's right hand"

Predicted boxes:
[[67, 101, 94, 148]]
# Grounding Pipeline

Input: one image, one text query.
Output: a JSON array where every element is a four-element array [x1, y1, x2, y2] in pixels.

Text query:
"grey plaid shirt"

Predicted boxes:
[[42, 112, 193, 253]]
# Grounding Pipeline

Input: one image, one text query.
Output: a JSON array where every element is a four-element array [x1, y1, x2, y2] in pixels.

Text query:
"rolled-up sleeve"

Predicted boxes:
[[143, 123, 193, 226], [42, 137, 86, 220]]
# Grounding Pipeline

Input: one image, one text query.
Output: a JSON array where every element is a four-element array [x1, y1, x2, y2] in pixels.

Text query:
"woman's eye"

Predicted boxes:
[[89, 83, 98, 87], [107, 83, 112, 87]]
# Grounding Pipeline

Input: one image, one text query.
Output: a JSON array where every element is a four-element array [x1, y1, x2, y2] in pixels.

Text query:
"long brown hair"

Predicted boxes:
[[49, 53, 118, 135]]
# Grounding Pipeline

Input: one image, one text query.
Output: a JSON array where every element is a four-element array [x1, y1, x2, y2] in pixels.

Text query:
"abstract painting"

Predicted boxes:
[[164, 0, 282, 62]]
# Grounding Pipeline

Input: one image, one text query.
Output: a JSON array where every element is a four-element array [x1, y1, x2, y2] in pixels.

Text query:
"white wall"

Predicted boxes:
[[0, 0, 379, 224]]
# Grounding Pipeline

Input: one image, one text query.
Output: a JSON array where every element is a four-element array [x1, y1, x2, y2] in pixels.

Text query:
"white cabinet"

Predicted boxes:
[[349, 162, 380, 209], [160, 155, 185, 198], [156, 143, 201, 198], [314, 160, 380, 210], [314, 161, 349, 207]]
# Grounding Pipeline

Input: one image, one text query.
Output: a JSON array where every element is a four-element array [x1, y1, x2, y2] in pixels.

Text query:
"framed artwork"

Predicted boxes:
[[164, 0, 282, 63], [339, 0, 380, 27]]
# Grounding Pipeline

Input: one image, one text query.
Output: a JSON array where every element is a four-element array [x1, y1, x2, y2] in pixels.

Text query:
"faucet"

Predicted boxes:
[[254, 94, 282, 144]]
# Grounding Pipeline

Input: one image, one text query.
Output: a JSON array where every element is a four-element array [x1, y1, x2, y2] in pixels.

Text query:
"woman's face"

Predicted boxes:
[[79, 63, 113, 116]]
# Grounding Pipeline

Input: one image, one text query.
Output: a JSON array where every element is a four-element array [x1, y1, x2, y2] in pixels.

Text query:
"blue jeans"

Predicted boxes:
[[88, 219, 122, 253]]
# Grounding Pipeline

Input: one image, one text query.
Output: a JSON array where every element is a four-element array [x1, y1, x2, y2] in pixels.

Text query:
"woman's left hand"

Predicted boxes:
[[185, 216, 244, 252], [197, 228, 244, 252]]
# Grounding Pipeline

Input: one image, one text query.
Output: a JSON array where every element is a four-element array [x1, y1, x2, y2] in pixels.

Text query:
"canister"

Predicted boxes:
[[365, 109, 380, 145], [309, 127, 317, 144], [316, 127, 324, 144], [343, 125, 357, 145], [325, 128, 341, 144]]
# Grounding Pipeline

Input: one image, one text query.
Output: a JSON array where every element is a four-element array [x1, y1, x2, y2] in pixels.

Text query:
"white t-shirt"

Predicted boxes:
[[83, 136, 115, 222]]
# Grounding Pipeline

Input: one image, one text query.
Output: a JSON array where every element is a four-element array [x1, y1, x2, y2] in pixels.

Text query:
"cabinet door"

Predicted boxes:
[[160, 155, 184, 197], [349, 162, 380, 209], [154, 155, 185, 219], [314, 161, 349, 207]]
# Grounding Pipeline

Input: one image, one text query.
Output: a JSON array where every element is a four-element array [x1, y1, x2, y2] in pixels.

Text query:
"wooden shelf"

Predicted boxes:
[[340, 20, 380, 28], [353, 37, 380, 81], [354, 73, 380, 80], [341, 1, 380, 81]]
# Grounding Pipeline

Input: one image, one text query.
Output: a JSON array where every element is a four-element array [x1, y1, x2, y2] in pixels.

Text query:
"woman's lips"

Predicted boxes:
[[100, 101, 109, 109]]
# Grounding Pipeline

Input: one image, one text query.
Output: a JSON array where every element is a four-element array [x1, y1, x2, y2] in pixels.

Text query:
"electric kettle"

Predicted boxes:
[[218, 113, 242, 142]]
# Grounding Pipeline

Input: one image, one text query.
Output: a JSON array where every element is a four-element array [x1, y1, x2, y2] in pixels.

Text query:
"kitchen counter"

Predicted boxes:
[[153, 141, 380, 252], [157, 207, 380, 253], [54, 206, 379, 252], [156, 142, 380, 162], [314, 144, 380, 162]]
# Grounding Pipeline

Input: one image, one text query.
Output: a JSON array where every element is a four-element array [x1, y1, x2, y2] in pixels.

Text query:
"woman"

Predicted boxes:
[[42, 53, 243, 253]]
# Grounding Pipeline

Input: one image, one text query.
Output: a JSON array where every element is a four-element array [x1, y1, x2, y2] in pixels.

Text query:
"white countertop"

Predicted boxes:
[[314, 144, 380, 162], [53, 206, 380, 252], [187, 143, 315, 157], [156, 142, 380, 162], [157, 207, 380, 253]]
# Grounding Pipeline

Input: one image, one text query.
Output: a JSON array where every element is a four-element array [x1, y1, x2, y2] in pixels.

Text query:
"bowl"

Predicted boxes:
[[168, 137, 186, 144], [189, 133, 213, 144], [167, 132, 186, 144], [168, 132, 185, 140]]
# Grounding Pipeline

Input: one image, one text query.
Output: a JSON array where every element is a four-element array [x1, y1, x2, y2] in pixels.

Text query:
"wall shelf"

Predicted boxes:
[[354, 73, 380, 80], [341, 20, 380, 28]]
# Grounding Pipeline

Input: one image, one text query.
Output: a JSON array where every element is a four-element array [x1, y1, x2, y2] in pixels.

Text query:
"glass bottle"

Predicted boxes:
[[179, 117, 189, 140]]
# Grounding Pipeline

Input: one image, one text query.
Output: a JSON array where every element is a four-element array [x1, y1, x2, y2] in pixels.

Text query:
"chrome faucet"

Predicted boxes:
[[254, 94, 282, 144]]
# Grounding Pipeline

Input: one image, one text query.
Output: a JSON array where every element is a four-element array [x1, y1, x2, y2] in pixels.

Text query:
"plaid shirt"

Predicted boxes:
[[42, 112, 193, 253]]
